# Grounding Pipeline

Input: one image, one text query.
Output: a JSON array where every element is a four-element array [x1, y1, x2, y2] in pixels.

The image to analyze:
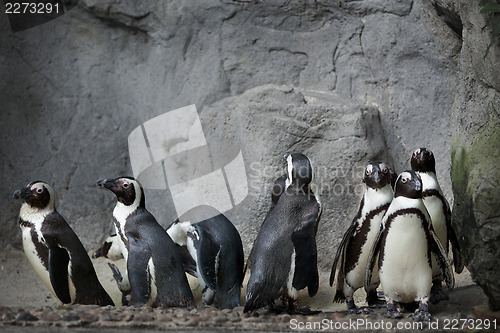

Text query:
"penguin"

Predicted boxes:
[[97, 177, 195, 308], [364, 170, 454, 321], [411, 147, 464, 304], [329, 162, 394, 313], [271, 174, 288, 207], [92, 233, 123, 261], [244, 153, 321, 314], [167, 205, 245, 309], [13, 181, 114, 306], [245, 173, 288, 275]]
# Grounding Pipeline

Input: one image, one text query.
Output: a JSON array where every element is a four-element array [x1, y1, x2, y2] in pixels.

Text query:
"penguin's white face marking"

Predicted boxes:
[[18, 182, 55, 227], [286, 154, 294, 188], [106, 178, 143, 229], [399, 172, 412, 185]]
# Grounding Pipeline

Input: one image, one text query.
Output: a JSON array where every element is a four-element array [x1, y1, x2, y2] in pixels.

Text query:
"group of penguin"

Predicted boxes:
[[13, 148, 463, 322]]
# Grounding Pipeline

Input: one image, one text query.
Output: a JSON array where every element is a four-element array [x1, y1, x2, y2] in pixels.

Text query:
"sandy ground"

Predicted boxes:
[[1, 245, 498, 332]]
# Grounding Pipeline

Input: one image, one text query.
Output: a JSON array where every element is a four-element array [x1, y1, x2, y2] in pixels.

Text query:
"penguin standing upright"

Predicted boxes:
[[329, 162, 394, 313], [167, 205, 244, 309], [13, 181, 114, 306], [411, 148, 464, 304], [365, 171, 454, 321], [97, 177, 195, 308], [244, 153, 321, 314]]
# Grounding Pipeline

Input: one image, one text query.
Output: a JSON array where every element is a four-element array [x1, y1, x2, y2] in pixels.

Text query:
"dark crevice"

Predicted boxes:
[[431, 2, 463, 40]]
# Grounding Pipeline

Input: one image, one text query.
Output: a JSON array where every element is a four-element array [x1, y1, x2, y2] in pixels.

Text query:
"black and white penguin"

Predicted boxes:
[[13, 181, 114, 306], [411, 147, 464, 304], [244, 153, 322, 314], [92, 233, 123, 261], [167, 205, 244, 309], [365, 171, 454, 321], [329, 162, 394, 313], [97, 177, 195, 308]]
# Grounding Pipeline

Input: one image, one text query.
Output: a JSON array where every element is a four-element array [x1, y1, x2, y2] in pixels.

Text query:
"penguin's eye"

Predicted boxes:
[[36, 188, 43, 194], [365, 169, 370, 175], [381, 167, 388, 173], [123, 183, 129, 189], [401, 177, 408, 184]]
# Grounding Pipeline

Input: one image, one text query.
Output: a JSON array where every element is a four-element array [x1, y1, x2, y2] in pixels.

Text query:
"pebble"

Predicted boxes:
[[78, 312, 98, 323], [16, 312, 39, 322]]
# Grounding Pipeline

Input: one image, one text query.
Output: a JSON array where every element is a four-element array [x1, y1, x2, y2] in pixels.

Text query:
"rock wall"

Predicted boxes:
[[1, 0, 457, 274], [443, 0, 499, 311]]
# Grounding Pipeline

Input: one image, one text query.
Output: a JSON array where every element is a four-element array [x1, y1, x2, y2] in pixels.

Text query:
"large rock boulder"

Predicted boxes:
[[423, 0, 500, 311]]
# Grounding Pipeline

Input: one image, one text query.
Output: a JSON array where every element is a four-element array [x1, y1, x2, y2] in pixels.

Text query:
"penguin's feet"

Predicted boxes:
[[366, 291, 386, 308], [409, 309, 432, 322], [347, 299, 372, 314], [384, 300, 402, 319], [409, 299, 431, 322], [430, 282, 449, 304], [285, 298, 321, 315]]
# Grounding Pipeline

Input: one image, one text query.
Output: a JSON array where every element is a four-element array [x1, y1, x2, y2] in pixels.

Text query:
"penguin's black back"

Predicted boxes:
[[42, 211, 114, 306], [245, 186, 320, 312], [125, 207, 195, 308], [194, 210, 244, 309]]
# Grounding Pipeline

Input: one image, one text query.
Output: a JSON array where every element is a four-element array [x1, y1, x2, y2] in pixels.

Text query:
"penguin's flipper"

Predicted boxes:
[[364, 224, 384, 292], [330, 220, 356, 287], [127, 237, 152, 306], [428, 229, 455, 290], [292, 204, 321, 297], [446, 212, 464, 274], [177, 245, 197, 277], [48, 245, 71, 304], [192, 226, 219, 291]]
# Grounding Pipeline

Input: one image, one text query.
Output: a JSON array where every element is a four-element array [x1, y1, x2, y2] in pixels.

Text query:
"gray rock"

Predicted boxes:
[[444, 0, 500, 311]]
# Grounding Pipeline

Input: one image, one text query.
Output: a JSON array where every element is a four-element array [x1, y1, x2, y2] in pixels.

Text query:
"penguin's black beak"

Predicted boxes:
[[13, 187, 33, 200], [97, 178, 116, 190]]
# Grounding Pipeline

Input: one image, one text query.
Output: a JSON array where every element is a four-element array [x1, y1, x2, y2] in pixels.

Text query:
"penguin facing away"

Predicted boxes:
[[365, 171, 454, 321], [245, 173, 288, 275], [329, 162, 394, 313], [244, 153, 321, 314], [411, 147, 464, 304], [97, 177, 195, 308], [167, 205, 245, 309], [13, 181, 114, 306]]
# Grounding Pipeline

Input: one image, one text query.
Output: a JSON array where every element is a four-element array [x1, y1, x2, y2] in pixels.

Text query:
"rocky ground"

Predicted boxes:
[[1, 247, 499, 332]]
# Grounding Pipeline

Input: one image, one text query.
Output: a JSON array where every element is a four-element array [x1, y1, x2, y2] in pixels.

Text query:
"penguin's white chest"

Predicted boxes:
[[346, 209, 386, 288], [422, 196, 447, 245], [112, 204, 134, 260], [21, 226, 55, 297], [379, 214, 432, 303]]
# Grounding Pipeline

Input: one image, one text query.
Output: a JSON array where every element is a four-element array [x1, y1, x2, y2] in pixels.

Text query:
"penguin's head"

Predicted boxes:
[[363, 162, 393, 190], [13, 181, 55, 210], [411, 147, 436, 174], [97, 177, 145, 207], [394, 170, 422, 199], [284, 153, 314, 189]]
